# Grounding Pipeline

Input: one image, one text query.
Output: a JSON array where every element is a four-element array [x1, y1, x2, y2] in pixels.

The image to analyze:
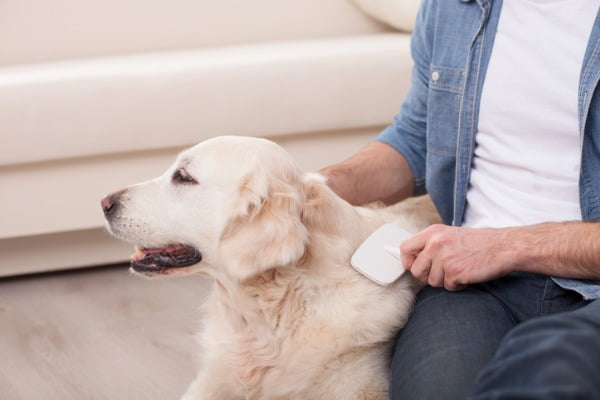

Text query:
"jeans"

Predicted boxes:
[[389, 272, 600, 400]]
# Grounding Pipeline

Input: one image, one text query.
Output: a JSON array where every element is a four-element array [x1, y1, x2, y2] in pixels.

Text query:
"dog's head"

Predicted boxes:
[[102, 136, 336, 279]]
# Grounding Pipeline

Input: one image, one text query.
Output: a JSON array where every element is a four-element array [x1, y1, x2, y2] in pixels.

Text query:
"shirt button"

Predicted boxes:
[[432, 71, 440, 81]]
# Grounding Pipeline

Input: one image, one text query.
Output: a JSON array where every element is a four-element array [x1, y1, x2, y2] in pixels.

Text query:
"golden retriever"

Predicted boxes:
[[101, 136, 440, 400]]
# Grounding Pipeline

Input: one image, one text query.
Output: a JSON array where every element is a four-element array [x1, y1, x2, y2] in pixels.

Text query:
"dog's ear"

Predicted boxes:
[[219, 169, 309, 282], [300, 173, 345, 235]]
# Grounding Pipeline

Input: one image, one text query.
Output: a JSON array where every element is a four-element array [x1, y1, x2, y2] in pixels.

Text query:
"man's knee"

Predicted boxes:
[[390, 287, 514, 400], [500, 299, 600, 359], [472, 300, 600, 400]]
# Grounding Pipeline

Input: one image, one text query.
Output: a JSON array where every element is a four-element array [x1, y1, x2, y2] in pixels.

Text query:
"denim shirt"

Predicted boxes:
[[377, 0, 600, 299]]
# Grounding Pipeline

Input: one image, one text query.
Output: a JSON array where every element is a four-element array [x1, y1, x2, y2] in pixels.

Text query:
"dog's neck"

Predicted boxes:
[[210, 191, 386, 334]]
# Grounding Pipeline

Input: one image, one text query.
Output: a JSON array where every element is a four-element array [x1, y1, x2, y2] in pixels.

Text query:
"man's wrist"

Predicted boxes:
[[491, 226, 533, 275], [494, 222, 600, 279]]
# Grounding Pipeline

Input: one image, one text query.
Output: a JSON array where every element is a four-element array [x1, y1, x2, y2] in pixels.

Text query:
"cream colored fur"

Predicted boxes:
[[104, 136, 441, 400]]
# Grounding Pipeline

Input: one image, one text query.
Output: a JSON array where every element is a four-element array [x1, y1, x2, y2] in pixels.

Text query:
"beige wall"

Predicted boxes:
[[0, 0, 389, 66]]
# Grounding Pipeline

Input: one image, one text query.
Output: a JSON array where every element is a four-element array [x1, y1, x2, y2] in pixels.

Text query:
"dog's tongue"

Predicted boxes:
[[130, 244, 202, 272]]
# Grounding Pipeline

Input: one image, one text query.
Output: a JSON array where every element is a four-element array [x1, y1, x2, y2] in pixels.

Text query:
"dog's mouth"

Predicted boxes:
[[130, 244, 202, 272]]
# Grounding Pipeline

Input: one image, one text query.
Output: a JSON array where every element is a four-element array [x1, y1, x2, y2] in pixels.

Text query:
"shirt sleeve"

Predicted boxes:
[[375, 0, 434, 196]]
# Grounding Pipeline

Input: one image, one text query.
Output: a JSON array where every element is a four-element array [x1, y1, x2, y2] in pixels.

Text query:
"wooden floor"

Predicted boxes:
[[0, 265, 212, 400]]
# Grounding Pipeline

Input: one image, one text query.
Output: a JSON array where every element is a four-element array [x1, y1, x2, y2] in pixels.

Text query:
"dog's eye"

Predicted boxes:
[[172, 169, 198, 185]]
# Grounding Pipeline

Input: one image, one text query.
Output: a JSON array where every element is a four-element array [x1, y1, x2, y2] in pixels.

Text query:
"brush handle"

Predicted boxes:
[[383, 245, 402, 261]]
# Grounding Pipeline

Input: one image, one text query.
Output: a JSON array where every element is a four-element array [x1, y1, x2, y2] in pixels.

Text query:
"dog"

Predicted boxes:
[[101, 136, 440, 400]]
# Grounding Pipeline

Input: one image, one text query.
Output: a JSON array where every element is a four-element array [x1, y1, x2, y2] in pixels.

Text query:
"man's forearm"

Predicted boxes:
[[400, 220, 600, 290], [509, 221, 600, 280], [319, 141, 415, 205]]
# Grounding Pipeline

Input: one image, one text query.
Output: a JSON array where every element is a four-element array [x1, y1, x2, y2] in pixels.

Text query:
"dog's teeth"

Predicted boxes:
[[134, 246, 145, 257]]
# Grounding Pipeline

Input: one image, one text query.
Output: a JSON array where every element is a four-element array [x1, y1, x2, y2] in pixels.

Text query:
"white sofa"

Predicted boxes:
[[0, 0, 414, 276]]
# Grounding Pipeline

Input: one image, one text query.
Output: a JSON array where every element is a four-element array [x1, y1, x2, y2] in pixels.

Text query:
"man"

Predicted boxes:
[[321, 0, 600, 399]]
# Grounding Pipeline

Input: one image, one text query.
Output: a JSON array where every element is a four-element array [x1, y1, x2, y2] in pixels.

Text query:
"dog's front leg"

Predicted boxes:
[[180, 373, 240, 400]]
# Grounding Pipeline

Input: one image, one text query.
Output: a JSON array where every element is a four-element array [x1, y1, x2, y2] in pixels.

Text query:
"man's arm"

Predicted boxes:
[[400, 222, 600, 291], [320, 141, 415, 206], [322, 2, 436, 206]]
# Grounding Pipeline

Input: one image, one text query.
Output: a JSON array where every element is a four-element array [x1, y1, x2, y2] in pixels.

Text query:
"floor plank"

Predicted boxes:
[[0, 265, 212, 400]]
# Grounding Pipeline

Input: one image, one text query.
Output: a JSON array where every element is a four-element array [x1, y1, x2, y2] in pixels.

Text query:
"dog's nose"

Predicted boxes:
[[101, 190, 125, 219]]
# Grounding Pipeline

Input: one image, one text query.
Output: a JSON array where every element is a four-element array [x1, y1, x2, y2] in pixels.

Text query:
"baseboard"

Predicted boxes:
[[0, 228, 130, 277]]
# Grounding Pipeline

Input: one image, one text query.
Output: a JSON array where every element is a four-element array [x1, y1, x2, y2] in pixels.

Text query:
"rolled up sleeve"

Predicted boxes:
[[376, 0, 434, 195]]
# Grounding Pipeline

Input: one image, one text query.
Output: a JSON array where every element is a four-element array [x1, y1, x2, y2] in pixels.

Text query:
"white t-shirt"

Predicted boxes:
[[463, 0, 599, 229]]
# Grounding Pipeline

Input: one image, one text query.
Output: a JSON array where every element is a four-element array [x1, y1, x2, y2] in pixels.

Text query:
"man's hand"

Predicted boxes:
[[400, 224, 515, 291], [400, 222, 600, 291]]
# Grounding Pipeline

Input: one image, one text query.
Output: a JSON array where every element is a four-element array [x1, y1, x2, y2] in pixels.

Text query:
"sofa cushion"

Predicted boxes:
[[0, 34, 412, 166]]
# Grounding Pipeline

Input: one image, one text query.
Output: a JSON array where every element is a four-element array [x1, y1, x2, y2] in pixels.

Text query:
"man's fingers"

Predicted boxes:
[[445, 277, 467, 291], [400, 231, 429, 268], [401, 251, 417, 270], [445, 283, 467, 292], [408, 253, 432, 283], [427, 263, 445, 287]]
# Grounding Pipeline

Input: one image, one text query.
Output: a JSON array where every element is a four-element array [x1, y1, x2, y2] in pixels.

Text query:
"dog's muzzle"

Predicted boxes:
[[101, 189, 126, 220]]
